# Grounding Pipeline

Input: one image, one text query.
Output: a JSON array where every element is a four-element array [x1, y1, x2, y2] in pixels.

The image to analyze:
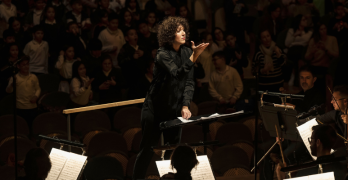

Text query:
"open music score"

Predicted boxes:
[[177, 110, 244, 123], [285, 172, 334, 180], [296, 119, 334, 161], [46, 148, 87, 180], [156, 155, 215, 180]]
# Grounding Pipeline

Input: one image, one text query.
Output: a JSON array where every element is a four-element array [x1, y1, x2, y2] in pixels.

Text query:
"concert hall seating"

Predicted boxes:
[[123, 127, 142, 151], [40, 91, 70, 112], [36, 74, 60, 96], [126, 153, 162, 180], [0, 137, 36, 165], [209, 120, 225, 140], [197, 101, 218, 115], [0, 115, 29, 139], [113, 106, 142, 132], [84, 156, 124, 180], [230, 140, 254, 166], [87, 132, 128, 158], [39, 133, 82, 154], [0, 95, 14, 116], [215, 122, 253, 146], [32, 112, 67, 135]]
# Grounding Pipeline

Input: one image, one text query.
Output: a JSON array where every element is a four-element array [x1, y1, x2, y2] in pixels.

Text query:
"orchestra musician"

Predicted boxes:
[[275, 125, 346, 180], [132, 16, 209, 180]]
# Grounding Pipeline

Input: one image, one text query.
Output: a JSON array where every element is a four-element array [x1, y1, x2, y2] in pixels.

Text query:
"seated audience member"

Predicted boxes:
[[145, 11, 159, 33], [276, 125, 345, 180], [128, 59, 154, 100], [224, 32, 248, 78], [82, 38, 103, 76], [209, 51, 243, 112], [328, 2, 348, 45], [212, 27, 226, 50], [305, 22, 339, 91], [47, 0, 66, 23], [160, 146, 199, 180], [23, 25, 49, 75], [69, 61, 94, 107], [92, 55, 125, 104], [18, 148, 52, 180], [25, 0, 45, 27], [287, 65, 325, 114], [92, 9, 108, 38], [119, 9, 136, 33], [55, 45, 77, 93], [138, 20, 158, 51], [65, 0, 91, 30], [117, 27, 147, 88], [98, 13, 126, 67], [253, 29, 285, 92], [62, 22, 87, 59], [0, 0, 17, 38], [6, 56, 40, 129]]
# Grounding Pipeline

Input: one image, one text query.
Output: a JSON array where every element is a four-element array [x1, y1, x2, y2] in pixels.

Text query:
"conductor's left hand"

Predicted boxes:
[[191, 41, 209, 57], [181, 106, 192, 120]]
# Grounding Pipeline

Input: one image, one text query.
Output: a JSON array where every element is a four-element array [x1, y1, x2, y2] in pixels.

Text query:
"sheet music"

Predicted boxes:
[[297, 118, 319, 160], [285, 172, 334, 180], [156, 155, 215, 180], [177, 110, 244, 123], [46, 148, 87, 180]]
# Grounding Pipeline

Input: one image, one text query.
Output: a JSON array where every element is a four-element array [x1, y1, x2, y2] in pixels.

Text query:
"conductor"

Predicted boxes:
[[132, 16, 209, 180]]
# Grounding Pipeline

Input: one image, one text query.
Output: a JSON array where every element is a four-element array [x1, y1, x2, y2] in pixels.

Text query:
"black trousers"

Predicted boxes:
[[133, 105, 182, 180]]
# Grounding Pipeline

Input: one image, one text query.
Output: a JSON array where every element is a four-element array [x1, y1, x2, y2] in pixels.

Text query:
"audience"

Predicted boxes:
[[328, 3, 348, 45], [0, 0, 17, 38], [196, 31, 216, 85], [56, 45, 77, 92], [82, 38, 103, 76], [145, 11, 158, 33], [25, 0, 45, 27], [63, 21, 87, 59], [212, 27, 226, 50], [69, 61, 93, 107]]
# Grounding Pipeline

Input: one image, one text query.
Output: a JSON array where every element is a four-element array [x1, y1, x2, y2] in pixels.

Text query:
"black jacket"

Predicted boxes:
[[144, 46, 195, 121], [317, 110, 346, 138], [291, 87, 325, 114]]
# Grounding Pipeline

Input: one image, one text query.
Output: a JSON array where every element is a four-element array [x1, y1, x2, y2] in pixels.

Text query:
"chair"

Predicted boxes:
[[105, 152, 129, 176], [0, 166, 15, 180], [215, 122, 252, 145], [0, 115, 29, 138], [126, 153, 161, 179], [82, 130, 106, 147], [197, 101, 217, 115], [209, 120, 225, 140], [0, 137, 36, 165], [74, 110, 111, 136], [113, 107, 141, 132], [181, 125, 210, 143], [84, 156, 124, 180], [231, 140, 254, 163], [39, 133, 82, 154], [87, 132, 128, 158], [32, 112, 67, 135], [37, 74, 60, 95], [40, 91, 70, 112], [126, 154, 137, 178], [131, 130, 142, 153], [190, 101, 198, 117], [211, 145, 250, 176], [223, 166, 251, 177], [196, 146, 214, 159], [123, 127, 142, 151], [240, 116, 262, 140], [0, 94, 14, 116]]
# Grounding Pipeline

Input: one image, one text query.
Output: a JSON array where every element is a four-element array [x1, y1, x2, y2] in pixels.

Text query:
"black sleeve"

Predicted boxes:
[[317, 110, 336, 124], [194, 62, 205, 79], [182, 63, 195, 107]]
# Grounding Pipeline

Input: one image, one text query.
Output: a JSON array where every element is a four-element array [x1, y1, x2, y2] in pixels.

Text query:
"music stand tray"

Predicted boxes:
[[259, 102, 300, 141]]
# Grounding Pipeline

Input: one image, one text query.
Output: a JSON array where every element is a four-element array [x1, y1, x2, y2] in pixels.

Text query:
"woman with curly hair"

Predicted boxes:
[[132, 16, 208, 180]]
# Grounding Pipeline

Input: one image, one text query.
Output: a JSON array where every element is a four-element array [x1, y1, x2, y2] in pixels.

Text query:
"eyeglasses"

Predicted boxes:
[[331, 97, 345, 101]]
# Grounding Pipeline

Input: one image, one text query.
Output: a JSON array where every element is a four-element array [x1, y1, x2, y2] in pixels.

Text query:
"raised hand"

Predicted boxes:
[[191, 41, 209, 58], [181, 106, 192, 120]]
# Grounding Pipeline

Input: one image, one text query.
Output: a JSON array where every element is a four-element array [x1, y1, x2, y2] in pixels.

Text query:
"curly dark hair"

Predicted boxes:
[[157, 16, 190, 47]]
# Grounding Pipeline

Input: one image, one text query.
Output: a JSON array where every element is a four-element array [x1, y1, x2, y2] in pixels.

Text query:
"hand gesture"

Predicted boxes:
[[99, 81, 110, 90], [110, 77, 116, 86], [229, 98, 237, 105], [341, 114, 347, 124], [85, 78, 95, 88], [30, 96, 38, 104], [294, 29, 302, 37], [235, 51, 242, 60], [191, 41, 209, 59], [181, 106, 192, 120], [275, 46, 282, 58], [60, 50, 65, 56]]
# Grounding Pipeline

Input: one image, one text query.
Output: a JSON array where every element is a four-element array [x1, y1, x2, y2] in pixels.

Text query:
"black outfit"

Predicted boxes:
[[42, 21, 64, 58], [138, 32, 159, 51], [160, 172, 192, 180], [133, 46, 195, 180], [93, 24, 107, 38], [223, 44, 248, 77], [48, 1, 66, 23], [291, 87, 325, 114], [61, 32, 87, 59], [82, 53, 103, 77], [317, 110, 346, 139], [128, 74, 151, 100], [328, 16, 348, 45], [92, 68, 125, 104]]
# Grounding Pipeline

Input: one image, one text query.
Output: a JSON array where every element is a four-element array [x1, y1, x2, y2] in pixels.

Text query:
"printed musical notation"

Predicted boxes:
[[177, 111, 244, 123], [156, 155, 215, 180], [285, 172, 334, 180], [46, 148, 87, 180]]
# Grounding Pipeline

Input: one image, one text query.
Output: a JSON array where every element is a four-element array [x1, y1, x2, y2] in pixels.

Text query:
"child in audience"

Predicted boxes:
[[92, 55, 125, 104], [65, 0, 91, 30], [47, 0, 66, 23], [328, 2, 348, 45], [119, 9, 136, 32], [209, 51, 243, 112], [138, 20, 158, 51], [70, 61, 94, 107], [224, 32, 248, 78], [56, 45, 77, 92], [92, 9, 108, 38], [8, 17, 29, 48], [0, 0, 17, 38], [0, 29, 16, 58], [213, 27, 226, 49], [6, 56, 41, 128], [146, 11, 158, 33], [23, 25, 49, 75], [25, 0, 45, 27], [109, 0, 124, 13], [82, 38, 103, 76], [63, 21, 87, 59], [197, 31, 218, 84], [125, 0, 140, 21], [98, 13, 126, 67], [117, 27, 146, 87]]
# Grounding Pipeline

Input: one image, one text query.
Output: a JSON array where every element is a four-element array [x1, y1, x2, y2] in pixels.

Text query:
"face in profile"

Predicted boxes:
[[174, 25, 186, 45]]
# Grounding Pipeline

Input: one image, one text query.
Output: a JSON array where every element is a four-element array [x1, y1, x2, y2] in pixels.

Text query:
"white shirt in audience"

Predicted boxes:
[[23, 40, 49, 74]]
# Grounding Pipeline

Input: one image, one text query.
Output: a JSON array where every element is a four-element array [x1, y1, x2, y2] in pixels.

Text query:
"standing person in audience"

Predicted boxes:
[[119, 9, 136, 32], [47, 0, 66, 23], [55, 45, 78, 93], [253, 29, 286, 92], [98, 13, 126, 67], [92, 9, 108, 38], [138, 20, 158, 52], [92, 55, 125, 104], [69, 61, 94, 107], [224, 32, 248, 78], [177, 4, 199, 44], [117, 27, 147, 89], [125, 0, 140, 21], [8, 17, 29, 48], [146, 11, 158, 33], [285, 14, 313, 53], [0, 0, 17, 39], [63, 21, 87, 59], [328, 3, 348, 45], [6, 56, 41, 129], [18, 148, 52, 180], [261, 3, 284, 41], [0, 29, 16, 58], [160, 146, 199, 180], [25, 0, 45, 27], [209, 51, 243, 112], [212, 27, 226, 50], [23, 25, 49, 75], [82, 38, 103, 77], [133, 16, 208, 180], [65, 0, 92, 30]]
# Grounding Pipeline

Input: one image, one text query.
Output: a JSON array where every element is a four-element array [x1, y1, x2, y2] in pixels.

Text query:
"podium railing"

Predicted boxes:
[[62, 98, 145, 151]]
